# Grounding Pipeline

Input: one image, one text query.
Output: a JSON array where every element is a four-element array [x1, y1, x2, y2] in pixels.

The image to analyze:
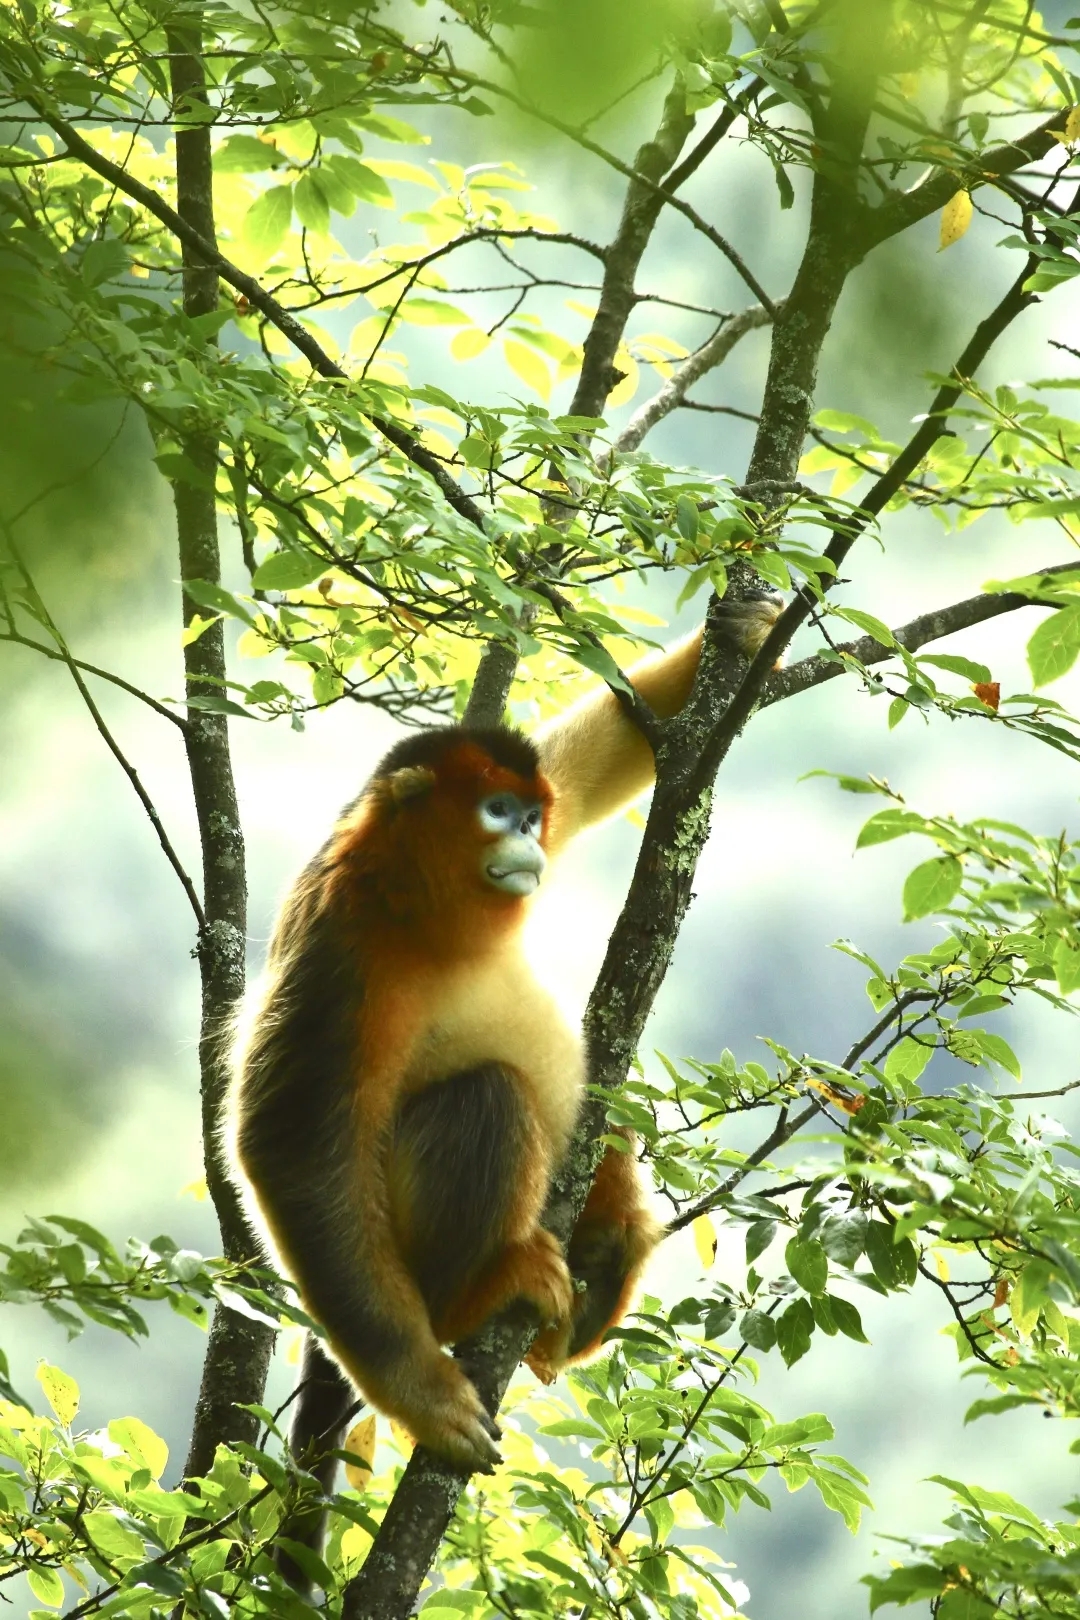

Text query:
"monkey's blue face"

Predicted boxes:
[[477, 792, 546, 897]]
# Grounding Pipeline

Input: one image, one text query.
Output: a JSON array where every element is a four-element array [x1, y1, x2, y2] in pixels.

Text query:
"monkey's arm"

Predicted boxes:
[[229, 887, 503, 1474], [536, 630, 701, 848], [537, 595, 781, 848]]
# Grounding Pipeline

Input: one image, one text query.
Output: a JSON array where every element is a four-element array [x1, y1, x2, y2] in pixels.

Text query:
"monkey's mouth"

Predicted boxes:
[[484, 836, 546, 896], [485, 864, 542, 897]]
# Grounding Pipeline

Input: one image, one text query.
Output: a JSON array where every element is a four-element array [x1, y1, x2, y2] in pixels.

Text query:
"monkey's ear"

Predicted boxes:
[[387, 765, 437, 804]]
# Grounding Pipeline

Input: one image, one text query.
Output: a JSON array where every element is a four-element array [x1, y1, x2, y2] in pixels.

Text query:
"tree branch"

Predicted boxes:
[[695, 250, 1041, 791], [568, 78, 694, 418], [612, 303, 774, 455], [0, 526, 205, 929], [864, 111, 1062, 246], [463, 639, 519, 727], [25, 100, 490, 537], [436, 66, 777, 313], [0, 627, 188, 729], [761, 561, 1080, 709]]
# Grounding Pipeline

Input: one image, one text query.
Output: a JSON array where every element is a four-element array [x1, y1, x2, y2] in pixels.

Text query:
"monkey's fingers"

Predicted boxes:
[[517, 1229, 575, 1325]]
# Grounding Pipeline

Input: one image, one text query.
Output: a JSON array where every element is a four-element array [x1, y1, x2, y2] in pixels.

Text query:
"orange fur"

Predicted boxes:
[[228, 628, 721, 1474]]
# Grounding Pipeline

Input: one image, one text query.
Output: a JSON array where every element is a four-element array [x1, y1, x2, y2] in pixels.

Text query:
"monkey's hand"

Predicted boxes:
[[513, 1227, 575, 1327], [712, 588, 785, 665]]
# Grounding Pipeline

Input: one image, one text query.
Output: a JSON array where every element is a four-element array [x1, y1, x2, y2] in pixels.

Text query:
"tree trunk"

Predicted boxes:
[[167, 19, 276, 1481]]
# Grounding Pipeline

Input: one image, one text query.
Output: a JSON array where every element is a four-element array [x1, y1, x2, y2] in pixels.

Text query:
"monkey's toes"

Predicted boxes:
[[417, 1376, 503, 1474]]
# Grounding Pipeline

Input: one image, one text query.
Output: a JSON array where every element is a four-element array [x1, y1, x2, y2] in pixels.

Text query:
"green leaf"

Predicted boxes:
[[1054, 934, 1080, 994], [775, 1297, 814, 1365], [865, 1564, 947, 1612], [169, 1293, 209, 1329], [919, 653, 992, 684], [1027, 604, 1080, 687], [856, 809, 929, 848], [182, 580, 255, 626], [970, 1030, 1021, 1079], [82, 238, 129, 288], [242, 185, 293, 253], [739, 1308, 776, 1350], [762, 1413, 833, 1450], [26, 1567, 65, 1607], [829, 1296, 869, 1342], [335, 157, 394, 206], [294, 172, 331, 234], [675, 495, 699, 543], [864, 1222, 917, 1289], [902, 855, 962, 920], [834, 607, 895, 647], [745, 1219, 778, 1265], [884, 1035, 934, 1085], [815, 409, 879, 436], [83, 1508, 146, 1563], [213, 135, 285, 172], [818, 1211, 867, 1267], [786, 1237, 828, 1295], [251, 550, 328, 590], [400, 298, 470, 326], [812, 1465, 871, 1531]]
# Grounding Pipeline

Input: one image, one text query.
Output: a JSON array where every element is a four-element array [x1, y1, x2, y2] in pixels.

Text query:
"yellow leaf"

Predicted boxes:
[[343, 1413, 378, 1491], [340, 1523, 371, 1571], [364, 158, 440, 191], [503, 339, 551, 399], [576, 1504, 603, 1553], [1067, 107, 1080, 144], [450, 328, 490, 361], [284, 1329, 304, 1366], [1010, 1262, 1044, 1338], [37, 1363, 79, 1427], [108, 1416, 168, 1480], [606, 351, 640, 407], [693, 1214, 717, 1270], [180, 1176, 208, 1201], [181, 612, 221, 647], [236, 628, 274, 660], [419, 428, 456, 459], [939, 190, 973, 250], [933, 1250, 950, 1282], [624, 807, 647, 830]]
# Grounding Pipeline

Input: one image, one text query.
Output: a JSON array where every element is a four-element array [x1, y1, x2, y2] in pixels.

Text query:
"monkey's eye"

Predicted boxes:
[[478, 794, 542, 837], [478, 796, 517, 833]]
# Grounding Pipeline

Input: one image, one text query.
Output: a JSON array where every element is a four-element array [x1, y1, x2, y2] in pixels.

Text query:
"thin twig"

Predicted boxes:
[[0, 525, 205, 930], [0, 628, 188, 729], [612, 304, 775, 455]]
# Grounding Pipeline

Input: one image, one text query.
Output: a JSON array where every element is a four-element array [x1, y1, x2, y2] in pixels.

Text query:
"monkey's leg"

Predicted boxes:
[[391, 1063, 573, 1347], [275, 1334, 358, 1594], [527, 1135, 658, 1381], [235, 969, 504, 1474]]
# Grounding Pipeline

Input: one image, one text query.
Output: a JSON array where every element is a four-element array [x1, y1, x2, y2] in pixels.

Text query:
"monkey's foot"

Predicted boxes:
[[524, 1334, 565, 1385], [400, 1358, 502, 1475]]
